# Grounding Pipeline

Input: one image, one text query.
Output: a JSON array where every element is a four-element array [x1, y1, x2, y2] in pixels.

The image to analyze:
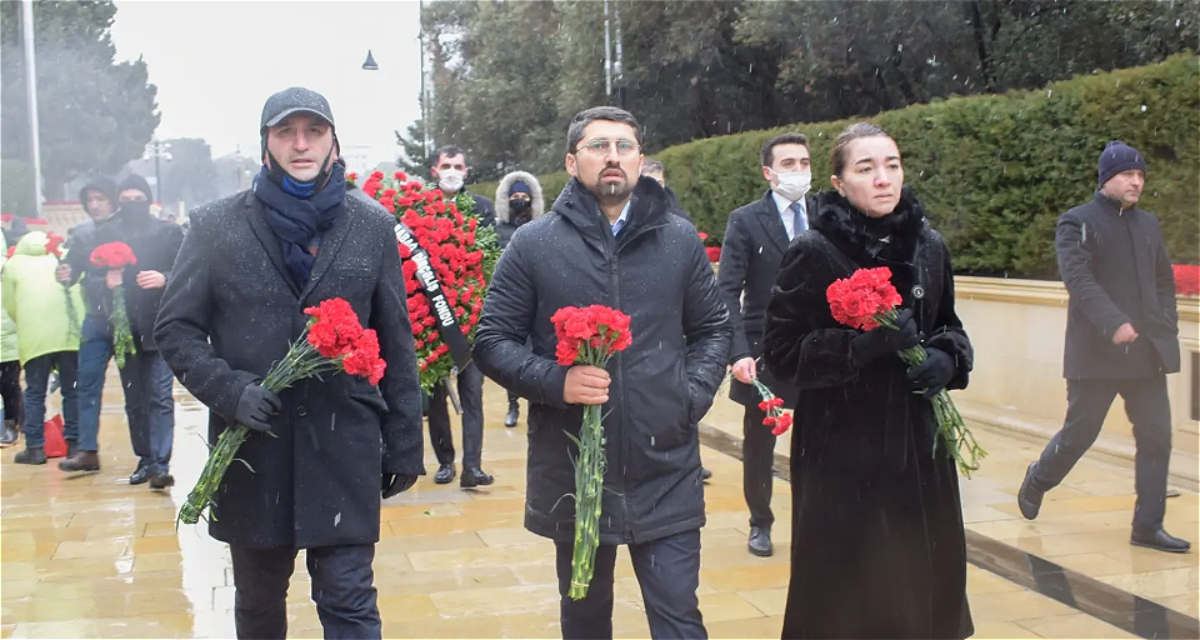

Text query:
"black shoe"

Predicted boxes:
[[1018, 462, 1044, 521], [748, 526, 773, 557], [129, 467, 153, 485], [149, 471, 175, 490], [58, 450, 100, 473], [504, 401, 520, 428], [66, 441, 78, 459], [434, 463, 456, 485], [1131, 528, 1191, 554], [0, 422, 18, 448], [701, 467, 713, 481], [461, 467, 495, 488], [14, 447, 46, 465]]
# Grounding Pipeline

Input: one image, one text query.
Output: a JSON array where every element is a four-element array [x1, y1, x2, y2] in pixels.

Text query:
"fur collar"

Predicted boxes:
[[810, 186, 928, 267], [494, 171, 546, 224]]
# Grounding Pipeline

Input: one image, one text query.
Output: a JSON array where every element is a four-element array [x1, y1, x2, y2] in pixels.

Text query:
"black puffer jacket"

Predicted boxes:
[[473, 177, 732, 545]]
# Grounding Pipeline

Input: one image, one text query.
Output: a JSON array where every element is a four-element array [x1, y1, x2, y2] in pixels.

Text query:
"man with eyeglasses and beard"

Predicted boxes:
[[474, 106, 731, 639]]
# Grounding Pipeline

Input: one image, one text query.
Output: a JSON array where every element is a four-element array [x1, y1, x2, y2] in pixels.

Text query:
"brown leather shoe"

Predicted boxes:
[[58, 450, 100, 474]]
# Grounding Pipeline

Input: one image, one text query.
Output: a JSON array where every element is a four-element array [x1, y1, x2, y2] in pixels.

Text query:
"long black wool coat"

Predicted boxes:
[[155, 189, 424, 549]]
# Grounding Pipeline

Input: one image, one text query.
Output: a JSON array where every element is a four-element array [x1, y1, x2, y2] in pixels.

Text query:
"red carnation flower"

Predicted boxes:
[[90, 242, 137, 268]]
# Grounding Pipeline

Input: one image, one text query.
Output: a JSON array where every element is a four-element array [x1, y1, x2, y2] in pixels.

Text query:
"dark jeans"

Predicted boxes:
[[21, 351, 79, 449], [555, 529, 706, 640], [1, 360, 21, 427], [76, 315, 113, 452], [118, 349, 175, 474], [1032, 376, 1172, 531], [743, 403, 776, 529], [427, 362, 484, 467], [231, 544, 381, 640]]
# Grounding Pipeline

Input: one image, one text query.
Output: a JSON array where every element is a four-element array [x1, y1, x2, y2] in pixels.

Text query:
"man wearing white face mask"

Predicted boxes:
[[716, 133, 811, 557], [426, 145, 495, 487], [430, 145, 495, 228]]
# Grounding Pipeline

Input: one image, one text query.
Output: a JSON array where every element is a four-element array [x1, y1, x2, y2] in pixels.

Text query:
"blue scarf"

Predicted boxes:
[[252, 161, 346, 291]]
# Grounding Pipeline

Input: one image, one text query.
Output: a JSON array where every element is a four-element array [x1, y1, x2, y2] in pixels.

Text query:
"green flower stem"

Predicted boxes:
[[873, 310, 987, 477], [111, 285, 137, 369], [568, 342, 611, 600]]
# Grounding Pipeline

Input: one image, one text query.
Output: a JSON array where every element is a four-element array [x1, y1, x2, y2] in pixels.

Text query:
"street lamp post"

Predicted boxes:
[[21, 0, 43, 215]]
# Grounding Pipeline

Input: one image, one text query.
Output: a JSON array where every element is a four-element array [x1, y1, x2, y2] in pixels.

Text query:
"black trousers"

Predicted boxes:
[[1, 360, 22, 427], [1031, 376, 1173, 531], [555, 529, 706, 640], [743, 403, 776, 529], [231, 544, 380, 640], [427, 362, 484, 468]]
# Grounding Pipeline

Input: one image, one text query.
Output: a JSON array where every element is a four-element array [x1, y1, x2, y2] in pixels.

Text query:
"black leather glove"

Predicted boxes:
[[382, 473, 418, 499], [850, 309, 921, 365], [907, 346, 956, 398], [235, 383, 281, 433]]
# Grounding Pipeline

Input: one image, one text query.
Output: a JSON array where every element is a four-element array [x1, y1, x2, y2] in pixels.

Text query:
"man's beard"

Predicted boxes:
[[592, 168, 633, 202]]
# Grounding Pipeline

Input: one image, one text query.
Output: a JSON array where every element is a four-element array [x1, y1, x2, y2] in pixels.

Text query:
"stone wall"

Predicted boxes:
[[954, 276, 1199, 482]]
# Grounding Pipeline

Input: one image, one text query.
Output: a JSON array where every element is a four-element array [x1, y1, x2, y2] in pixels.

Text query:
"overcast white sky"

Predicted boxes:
[[110, 0, 424, 174]]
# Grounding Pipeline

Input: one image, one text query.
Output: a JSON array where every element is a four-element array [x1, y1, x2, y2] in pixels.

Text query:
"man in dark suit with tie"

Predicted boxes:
[[717, 133, 811, 557]]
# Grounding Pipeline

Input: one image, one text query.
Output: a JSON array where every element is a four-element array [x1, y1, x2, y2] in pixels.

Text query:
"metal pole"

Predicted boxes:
[[21, 0, 43, 215], [614, 0, 625, 109], [154, 146, 162, 203], [418, 0, 430, 155], [603, 0, 612, 99]]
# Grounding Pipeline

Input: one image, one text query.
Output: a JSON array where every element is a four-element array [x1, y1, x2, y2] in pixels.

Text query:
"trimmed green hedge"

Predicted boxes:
[[471, 54, 1198, 278]]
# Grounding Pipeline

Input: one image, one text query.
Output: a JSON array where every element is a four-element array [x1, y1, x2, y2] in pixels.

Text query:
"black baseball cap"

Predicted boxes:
[[259, 87, 335, 132]]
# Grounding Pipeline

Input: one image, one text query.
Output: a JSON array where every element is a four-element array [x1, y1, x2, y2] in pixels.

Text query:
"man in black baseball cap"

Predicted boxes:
[[258, 86, 340, 197], [155, 86, 425, 639]]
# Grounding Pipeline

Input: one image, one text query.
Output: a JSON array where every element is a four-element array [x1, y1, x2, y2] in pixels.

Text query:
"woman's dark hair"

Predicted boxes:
[[830, 122, 893, 177]]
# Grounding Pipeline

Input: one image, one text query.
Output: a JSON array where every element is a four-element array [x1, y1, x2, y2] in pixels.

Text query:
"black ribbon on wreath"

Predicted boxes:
[[394, 222, 473, 370]]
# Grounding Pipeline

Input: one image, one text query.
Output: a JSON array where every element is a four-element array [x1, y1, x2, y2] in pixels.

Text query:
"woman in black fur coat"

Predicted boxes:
[[763, 123, 975, 639]]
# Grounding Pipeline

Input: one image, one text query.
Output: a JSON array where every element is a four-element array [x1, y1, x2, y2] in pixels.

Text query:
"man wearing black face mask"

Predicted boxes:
[[57, 175, 184, 488], [155, 87, 424, 640], [493, 171, 544, 427], [106, 174, 182, 489]]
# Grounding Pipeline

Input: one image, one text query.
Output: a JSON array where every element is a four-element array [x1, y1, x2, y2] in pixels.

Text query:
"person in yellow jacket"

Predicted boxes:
[[3, 231, 84, 464], [1, 231, 21, 447]]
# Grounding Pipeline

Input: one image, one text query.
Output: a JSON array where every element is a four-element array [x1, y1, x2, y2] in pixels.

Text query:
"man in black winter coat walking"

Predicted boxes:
[[57, 176, 183, 487], [474, 106, 732, 640], [1019, 141, 1189, 554], [155, 87, 425, 639]]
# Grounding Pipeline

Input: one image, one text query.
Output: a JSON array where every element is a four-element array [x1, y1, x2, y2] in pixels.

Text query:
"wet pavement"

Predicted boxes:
[[1, 369, 1195, 638]]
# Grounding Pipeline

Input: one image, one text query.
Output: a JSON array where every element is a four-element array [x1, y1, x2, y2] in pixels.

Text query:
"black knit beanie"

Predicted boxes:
[[1097, 140, 1145, 188]]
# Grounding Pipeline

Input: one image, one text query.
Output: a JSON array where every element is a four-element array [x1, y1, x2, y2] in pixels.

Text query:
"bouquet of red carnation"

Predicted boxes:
[[90, 242, 138, 368], [351, 171, 501, 392], [551, 304, 632, 600], [826, 267, 985, 476], [753, 380, 793, 436], [178, 298, 385, 526], [44, 233, 80, 340], [1173, 264, 1199, 297], [697, 231, 722, 263]]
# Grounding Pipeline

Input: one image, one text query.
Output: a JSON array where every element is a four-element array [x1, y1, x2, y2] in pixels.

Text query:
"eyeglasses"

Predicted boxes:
[[576, 139, 640, 157]]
